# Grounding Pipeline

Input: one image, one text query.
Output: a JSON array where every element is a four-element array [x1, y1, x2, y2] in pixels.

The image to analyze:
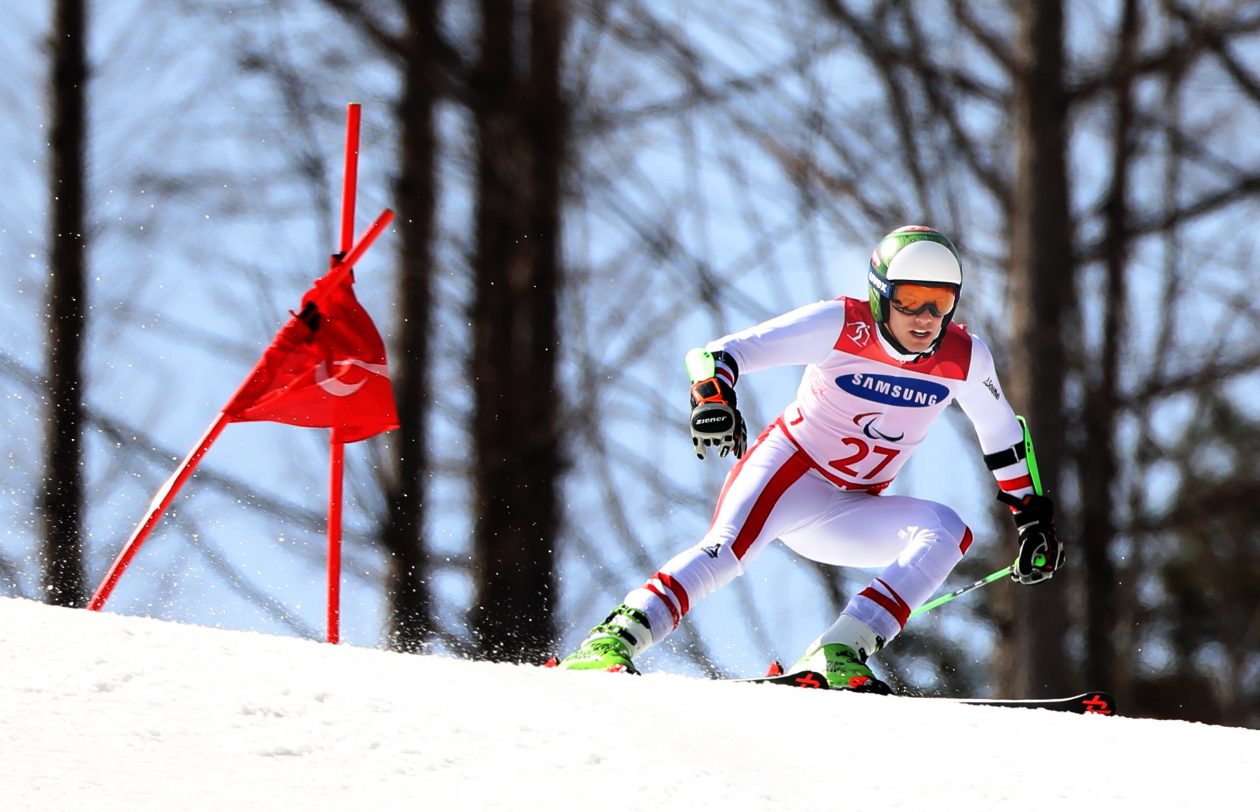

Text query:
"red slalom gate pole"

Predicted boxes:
[[326, 103, 361, 644], [340, 103, 360, 256], [327, 439, 345, 643], [87, 413, 230, 610]]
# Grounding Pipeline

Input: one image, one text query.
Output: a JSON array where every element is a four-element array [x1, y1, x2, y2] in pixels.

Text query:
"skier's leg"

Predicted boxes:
[[781, 494, 971, 690], [559, 424, 823, 671], [621, 435, 820, 642], [829, 497, 970, 649]]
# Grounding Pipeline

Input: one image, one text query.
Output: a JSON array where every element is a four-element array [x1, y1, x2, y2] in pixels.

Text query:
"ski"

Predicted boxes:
[[727, 670, 830, 689], [726, 669, 1117, 715], [952, 691, 1117, 715]]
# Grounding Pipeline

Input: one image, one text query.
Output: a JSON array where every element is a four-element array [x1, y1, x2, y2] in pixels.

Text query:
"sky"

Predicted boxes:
[[5, 595, 1259, 811]]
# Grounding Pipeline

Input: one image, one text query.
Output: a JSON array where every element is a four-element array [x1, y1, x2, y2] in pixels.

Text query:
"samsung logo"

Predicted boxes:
[[836, 373, 949, 407]]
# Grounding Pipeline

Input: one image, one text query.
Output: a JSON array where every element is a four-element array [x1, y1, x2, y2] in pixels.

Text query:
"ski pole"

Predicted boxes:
[[911, 553, 1048, 618], [909, 564, 1012, 618]]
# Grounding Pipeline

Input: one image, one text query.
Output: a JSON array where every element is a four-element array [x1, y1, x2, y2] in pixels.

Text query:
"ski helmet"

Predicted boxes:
[[867, 225, 963, 353]]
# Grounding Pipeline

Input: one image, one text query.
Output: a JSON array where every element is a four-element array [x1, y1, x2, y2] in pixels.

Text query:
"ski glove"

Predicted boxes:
[[689, 377, 746, 459], [1000, 492, 1065, 585]]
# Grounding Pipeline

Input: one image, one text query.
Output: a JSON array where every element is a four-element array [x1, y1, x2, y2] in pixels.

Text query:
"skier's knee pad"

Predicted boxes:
[[896, 504, 970, 577]]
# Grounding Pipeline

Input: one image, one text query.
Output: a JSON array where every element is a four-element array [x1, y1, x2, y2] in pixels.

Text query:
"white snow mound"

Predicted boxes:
[[3, 597, 1256, 810]]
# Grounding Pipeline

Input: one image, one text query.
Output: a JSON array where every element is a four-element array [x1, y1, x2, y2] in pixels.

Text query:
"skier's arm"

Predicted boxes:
[[703, 299, 846, 376], [684, 300, 845, 460], [953, 335, 1034, 498], [955, 335, 1064, 584]]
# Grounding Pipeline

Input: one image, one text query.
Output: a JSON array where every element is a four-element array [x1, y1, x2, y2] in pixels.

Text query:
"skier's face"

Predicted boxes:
[[887, 305, 944, 353]]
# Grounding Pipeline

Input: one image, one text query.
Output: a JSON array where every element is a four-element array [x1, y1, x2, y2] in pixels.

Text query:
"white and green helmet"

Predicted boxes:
[[867, 224, 963, 320]]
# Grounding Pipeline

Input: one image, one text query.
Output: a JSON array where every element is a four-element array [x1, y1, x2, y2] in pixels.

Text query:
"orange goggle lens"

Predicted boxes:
[[890, 284, 957, 317]]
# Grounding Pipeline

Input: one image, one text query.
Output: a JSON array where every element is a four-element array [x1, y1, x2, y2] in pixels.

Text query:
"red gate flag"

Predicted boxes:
[[224, 269, 399, 443]]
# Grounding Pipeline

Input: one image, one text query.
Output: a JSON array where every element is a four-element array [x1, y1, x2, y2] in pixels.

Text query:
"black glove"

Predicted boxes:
[[689, 377, 747, 459], [998, 492, 1064, 585]]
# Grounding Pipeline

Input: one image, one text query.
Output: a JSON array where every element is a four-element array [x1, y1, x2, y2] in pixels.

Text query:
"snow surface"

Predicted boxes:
[[4, 597, 1257, 811]]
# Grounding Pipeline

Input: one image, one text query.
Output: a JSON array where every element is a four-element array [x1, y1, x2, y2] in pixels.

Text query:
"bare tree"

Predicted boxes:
[[41, 0, 89, 608], [468, 0, 567, 662], [1077, 0, 1140, 695], [1000, 0, 1073, 697], [378, 0, 443, 653]]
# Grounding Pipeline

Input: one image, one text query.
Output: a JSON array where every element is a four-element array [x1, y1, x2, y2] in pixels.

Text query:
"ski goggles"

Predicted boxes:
[[890, 283, 958, 317]]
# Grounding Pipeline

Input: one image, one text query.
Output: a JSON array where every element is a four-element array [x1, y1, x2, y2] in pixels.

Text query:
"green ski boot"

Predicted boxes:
[[790, 642, 892, 694], [555, 605, 652, 674]]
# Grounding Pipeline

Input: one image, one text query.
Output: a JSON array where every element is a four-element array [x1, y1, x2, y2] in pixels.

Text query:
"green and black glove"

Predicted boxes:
[[999, 492, 1064, 585]]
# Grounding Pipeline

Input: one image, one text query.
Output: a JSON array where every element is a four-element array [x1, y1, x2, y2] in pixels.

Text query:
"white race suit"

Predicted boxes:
[[624, 297, 1035, 651]]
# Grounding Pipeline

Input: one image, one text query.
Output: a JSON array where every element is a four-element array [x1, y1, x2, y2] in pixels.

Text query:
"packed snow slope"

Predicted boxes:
[[4, 597, 1256, 811]]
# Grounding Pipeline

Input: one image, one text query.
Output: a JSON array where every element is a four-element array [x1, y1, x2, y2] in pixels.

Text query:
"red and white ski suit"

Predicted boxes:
[[625, 297, 1035, 650]]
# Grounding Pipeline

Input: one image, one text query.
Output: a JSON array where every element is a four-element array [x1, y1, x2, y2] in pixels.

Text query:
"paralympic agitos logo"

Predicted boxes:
[[853, 411, 904, 442], [835, 372, 950, 407]]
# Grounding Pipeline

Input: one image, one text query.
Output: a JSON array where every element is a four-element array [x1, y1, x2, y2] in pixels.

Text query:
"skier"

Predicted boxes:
[[556, 225, 1064, 692]]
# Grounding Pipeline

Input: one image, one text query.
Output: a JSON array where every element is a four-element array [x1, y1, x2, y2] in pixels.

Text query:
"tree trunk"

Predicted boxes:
[[469, 0, 566, 662], [42, 0, 89, 608], [380, 0, 441, 652], [1000, 0, 1071, 697], [1079, 0, 1139, 695]]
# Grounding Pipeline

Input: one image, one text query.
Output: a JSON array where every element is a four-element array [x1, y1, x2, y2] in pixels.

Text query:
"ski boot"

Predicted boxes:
[[553, 605, 652, 674], [790, 642, 892, 694]]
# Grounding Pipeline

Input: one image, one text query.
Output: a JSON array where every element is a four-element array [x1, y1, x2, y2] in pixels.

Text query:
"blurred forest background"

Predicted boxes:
[[4, 0, 1260, 727]]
